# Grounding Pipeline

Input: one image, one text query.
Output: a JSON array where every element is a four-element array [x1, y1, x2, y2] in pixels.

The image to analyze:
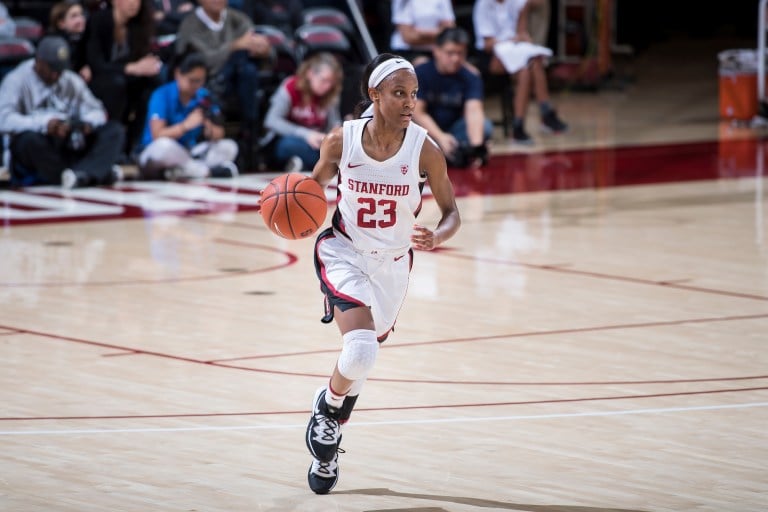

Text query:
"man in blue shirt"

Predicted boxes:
[[413, 27, 492, 168], [137, 52, 238, 179]]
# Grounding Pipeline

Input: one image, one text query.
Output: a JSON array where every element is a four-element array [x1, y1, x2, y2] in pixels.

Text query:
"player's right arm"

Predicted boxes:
[[311, 126, 343, 187]]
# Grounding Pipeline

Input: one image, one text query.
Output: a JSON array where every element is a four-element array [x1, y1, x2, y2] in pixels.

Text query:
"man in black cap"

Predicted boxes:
[[0, 35, 125, 188]]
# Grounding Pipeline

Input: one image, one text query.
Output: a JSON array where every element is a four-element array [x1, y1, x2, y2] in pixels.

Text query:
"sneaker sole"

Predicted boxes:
[[307, 462, 338, 495], [540, 125, 569, 135]]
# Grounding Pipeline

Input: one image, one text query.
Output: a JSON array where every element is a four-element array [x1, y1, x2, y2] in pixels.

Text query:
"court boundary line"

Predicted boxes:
[[0, 401, 765, 436]]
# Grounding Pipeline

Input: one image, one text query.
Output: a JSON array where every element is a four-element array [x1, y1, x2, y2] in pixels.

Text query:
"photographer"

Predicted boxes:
[[412, 27, 492, 169], [0, 36, 125, 188], [137, 52, 238, 180]]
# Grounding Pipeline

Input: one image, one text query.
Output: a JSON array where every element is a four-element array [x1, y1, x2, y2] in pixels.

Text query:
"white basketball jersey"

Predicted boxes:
[[332, 118, 428, 252]]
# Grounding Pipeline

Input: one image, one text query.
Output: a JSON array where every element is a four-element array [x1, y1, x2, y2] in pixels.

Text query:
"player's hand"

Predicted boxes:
[[411, 224, 439, 251]]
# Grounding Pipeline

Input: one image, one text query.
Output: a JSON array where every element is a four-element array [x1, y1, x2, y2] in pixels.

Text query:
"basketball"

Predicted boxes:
[[260, 173, 328, 239]]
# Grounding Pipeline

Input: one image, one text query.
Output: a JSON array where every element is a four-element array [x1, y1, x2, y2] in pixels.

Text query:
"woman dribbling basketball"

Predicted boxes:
[[304, 53, 461, 494]]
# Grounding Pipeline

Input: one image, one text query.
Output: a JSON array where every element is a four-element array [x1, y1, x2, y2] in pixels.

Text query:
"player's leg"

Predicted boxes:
[[307, 305, 377, 494], [307, 305, 377, 459], [530, 57, 568, 133], [308, 233, 378, 493]]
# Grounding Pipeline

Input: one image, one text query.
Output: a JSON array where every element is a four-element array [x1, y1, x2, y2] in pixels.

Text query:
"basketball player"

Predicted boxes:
[[304, 53, 461, 494]]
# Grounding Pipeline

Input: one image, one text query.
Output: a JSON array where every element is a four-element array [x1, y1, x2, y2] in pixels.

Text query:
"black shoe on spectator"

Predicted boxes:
[[541, 110, 568, 133], [209, 161, 239, 178], [512, 124, 534, 145]]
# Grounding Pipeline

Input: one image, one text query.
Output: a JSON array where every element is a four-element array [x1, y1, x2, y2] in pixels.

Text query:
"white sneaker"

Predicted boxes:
[[61, 169, 78, 189], [111, 165, 124, 183], [307, 448, 343, 495], [180, 159, 210, 179], [285, 155, 303, 173]]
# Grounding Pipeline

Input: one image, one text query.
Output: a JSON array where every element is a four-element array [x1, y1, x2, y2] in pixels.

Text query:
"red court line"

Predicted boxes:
[[2, 313, 766, 387], [0, 238, 297, 287], [437, 252, 768, 302], [208, 312, 768, 363], [1, 386, 766, 422]]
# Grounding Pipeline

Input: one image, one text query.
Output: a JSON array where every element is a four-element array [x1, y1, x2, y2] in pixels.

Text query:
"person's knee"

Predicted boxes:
[[96, 121, 126, 145], [215, 138, 238, 161], [10, 131, 50, 163], [337, 329, 379, 381]]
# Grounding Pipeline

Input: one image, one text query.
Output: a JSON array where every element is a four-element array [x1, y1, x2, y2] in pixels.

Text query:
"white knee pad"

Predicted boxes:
[[337, 329, 378, 381]]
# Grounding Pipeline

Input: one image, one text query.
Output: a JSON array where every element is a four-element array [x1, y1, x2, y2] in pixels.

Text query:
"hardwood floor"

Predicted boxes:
[[0, 35, 766, 512]]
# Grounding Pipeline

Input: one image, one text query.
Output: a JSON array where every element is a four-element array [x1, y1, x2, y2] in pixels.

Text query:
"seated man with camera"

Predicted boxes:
[[0, 36, 125, 188], [137, 52, 238, 180]]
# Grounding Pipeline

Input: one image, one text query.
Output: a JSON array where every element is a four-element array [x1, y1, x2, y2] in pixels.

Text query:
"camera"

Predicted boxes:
[[196, 95, 224, 125], [66, 119, 87, 152], [447, 143, 489, 168]]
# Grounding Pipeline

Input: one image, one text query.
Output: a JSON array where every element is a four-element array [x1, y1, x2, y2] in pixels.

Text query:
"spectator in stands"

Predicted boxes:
[[413, 27, 491, 168], [49, 0, 91, 82], [263, 52, 342, 173], [152, 0, 194, 36], [473, 0, 567, 144], [0, 36, 124, 188], [389, 0, 455, 64], [244, 0, 303, 37], [137, 52, 239, 179], [86, 0, 162, 156], [175, 0, 270, 144], [0, 1, 16, 38]]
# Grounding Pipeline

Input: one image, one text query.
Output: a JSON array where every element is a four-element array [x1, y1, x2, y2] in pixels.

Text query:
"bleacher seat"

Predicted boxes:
[[294, 24, 351, 62], [13, 17, 43, 42], [301, 7, 354, 37]]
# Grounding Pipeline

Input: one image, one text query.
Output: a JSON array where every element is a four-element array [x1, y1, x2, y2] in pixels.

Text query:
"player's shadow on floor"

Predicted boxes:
[[335, 488, 649, 512]]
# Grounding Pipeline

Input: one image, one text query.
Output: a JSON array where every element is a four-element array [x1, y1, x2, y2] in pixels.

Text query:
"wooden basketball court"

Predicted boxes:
[[1, 37, 766, 511]]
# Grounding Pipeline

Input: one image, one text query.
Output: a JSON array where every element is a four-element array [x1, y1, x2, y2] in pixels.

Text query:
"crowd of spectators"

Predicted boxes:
[[0, 0, 567, 188]]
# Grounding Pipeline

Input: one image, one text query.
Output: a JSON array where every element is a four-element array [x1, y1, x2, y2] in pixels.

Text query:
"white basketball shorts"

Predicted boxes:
[[314, 228, 413, 341]]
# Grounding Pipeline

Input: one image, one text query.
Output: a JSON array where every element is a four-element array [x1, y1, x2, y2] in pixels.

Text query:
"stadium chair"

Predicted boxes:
[[301, 7, 354, 37], [294, 24, 351, 62], [252, 24, 298, 83], [0, 37, 34, 82], [13, 17, 43, 42]]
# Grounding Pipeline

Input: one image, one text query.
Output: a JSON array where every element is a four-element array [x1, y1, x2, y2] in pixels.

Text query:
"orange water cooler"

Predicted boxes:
[[718, 49, 762, 121]]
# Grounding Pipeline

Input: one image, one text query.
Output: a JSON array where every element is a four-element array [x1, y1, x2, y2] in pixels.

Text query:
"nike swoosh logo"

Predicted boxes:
[[394, 255, 405, 261], [348, 163, 365, 168]]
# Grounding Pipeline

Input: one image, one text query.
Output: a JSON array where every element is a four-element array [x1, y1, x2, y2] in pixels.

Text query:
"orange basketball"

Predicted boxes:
[[260, 173, 328, 240]]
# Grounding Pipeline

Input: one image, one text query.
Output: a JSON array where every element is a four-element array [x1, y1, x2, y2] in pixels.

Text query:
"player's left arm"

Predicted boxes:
[[412, 139, 461, 251]]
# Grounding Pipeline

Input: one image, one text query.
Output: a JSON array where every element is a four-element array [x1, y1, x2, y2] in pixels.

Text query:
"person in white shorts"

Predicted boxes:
[[304, 53, 461, 494], [473, 0, 568, 144]]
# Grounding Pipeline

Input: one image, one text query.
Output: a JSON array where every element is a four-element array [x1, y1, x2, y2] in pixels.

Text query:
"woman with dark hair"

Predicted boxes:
[[301, 52, 461, 494], [262, 52, 343, 173], [137, 52, 239, 180], [85, 0, 162, 155], [49, 1, 90, 82]]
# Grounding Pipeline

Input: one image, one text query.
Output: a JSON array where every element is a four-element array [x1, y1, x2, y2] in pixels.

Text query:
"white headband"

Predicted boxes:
[[367, 58, 415, 88]]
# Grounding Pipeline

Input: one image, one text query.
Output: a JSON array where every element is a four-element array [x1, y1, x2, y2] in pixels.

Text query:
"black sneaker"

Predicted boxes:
[[512, 124, 534, 145], [209, 161, 239, 178], [541, 110, 568, 133], [305, 387, 341, 462], [308, 442, 344, 494]]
